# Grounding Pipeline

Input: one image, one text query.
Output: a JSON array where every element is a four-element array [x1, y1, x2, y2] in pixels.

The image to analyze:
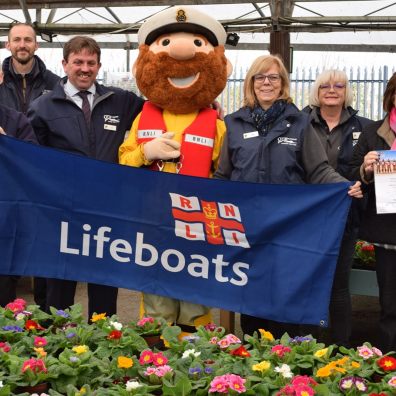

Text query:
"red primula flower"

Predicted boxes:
[[25, 320, 44, 331], [108, 330, 122, 340], [21, 358, 47, 374], [377, 356, 396, 371], [230, 345, 251, 357], [152, 352, 168, 367], [139, 349, 154, 365]]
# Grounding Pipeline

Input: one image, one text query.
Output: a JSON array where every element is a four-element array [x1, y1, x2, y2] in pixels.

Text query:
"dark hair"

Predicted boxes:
[[383, 72, 396, 113], [8, 23, 37, 42], [63, 36, 101, 63]]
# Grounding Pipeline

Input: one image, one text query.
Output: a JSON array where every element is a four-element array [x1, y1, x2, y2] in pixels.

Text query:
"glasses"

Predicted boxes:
[[253, 73, 281, 84], [319, 83, 346, 91]]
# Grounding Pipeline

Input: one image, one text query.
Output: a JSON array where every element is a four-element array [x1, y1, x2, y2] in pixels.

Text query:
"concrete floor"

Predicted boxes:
[[14, 277, 380, 348]]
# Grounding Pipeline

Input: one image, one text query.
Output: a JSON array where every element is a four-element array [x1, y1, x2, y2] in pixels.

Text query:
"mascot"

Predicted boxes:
[[119, 6, 232, 333]]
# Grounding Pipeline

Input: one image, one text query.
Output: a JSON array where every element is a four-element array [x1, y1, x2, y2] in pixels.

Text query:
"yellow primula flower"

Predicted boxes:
[[351, 361, 360, 368], [73, 345, 89, 354], [34, 347, 47, 357], [252, 360, 271, 372], [258, 329, 274, 342], [91, 313, 107, 322], [76, 387, 87, 395], [314, 348, 328, 358], [316, 365, 331, 377], [118, 356, 133, 369]]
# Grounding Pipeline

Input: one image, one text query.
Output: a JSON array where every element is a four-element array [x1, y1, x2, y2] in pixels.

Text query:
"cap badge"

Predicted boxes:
[[176, 10, 187, 22]]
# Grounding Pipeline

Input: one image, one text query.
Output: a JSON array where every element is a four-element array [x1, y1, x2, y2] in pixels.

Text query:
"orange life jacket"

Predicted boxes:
[[137, 102, 217, 177]]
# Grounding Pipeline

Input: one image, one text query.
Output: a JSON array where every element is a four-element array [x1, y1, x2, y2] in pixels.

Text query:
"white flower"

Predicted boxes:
[[126, 380, 142, 391], [275, 363, 293, 378], [182, 348, 201, 359], [0, 380, 3, 388], [15, 313, 26, 321], [109, 320, 123, 330]]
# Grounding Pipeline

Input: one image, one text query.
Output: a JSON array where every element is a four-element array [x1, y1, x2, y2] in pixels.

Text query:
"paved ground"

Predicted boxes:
[[15, 277, 380, 348]]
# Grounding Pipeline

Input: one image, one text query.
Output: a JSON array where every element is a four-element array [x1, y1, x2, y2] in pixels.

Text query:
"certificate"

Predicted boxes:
[[374, 150, 396, 213]]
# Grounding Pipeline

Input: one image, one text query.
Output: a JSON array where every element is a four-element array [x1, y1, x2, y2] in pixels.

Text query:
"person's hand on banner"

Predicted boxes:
[[363, 151, 379, 179], [348, 181, 363, 198], [0, 127, 5, 135], [143, 132, 181, 161]]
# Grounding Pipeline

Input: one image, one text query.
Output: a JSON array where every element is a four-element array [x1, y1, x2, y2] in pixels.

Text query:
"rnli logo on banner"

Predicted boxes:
[[169, 193, 250, 248]]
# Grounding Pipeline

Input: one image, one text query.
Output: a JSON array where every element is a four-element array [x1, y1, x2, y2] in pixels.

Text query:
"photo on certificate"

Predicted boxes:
[[374, 150, 396, 214]]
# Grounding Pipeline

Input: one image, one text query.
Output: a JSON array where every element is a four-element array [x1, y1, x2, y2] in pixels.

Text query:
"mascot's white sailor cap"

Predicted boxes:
[[138, 6, 227, 47]]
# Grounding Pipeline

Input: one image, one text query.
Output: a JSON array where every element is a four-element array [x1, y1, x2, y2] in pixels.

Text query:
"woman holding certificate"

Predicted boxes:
[[350, 72, 396, 353]]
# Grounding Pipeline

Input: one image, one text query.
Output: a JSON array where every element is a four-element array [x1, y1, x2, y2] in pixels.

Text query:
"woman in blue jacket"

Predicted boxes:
[[215, 55, 362, 338]]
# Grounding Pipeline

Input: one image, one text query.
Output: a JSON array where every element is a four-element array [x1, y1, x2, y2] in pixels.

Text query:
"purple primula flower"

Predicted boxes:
[[2, 325, 23, 332], [56, 309, 70, 318], [354, 377, 367, 392], [66, 332, 76, 339], [204, 367, 214, 374], [290, 336, 313, 344], [189, 367, 202, 377], [339, 376, 355, 391], [182, 335, 201, 343]]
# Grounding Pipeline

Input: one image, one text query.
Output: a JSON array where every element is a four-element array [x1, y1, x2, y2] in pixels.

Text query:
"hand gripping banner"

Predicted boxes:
[[0, 136, 351, 326]]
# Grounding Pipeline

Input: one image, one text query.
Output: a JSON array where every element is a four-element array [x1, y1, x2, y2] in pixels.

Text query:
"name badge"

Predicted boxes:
[[353, 132, 361, 140], [185, 134, 214, 148], [243, 131, 259, 139], [138, 129, 163, 139], [104, 124, 117, 131]]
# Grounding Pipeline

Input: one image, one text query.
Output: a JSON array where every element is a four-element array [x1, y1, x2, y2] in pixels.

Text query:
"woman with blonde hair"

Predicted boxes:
[[304, 69, 372, 347], [215, 55, 363, 337]]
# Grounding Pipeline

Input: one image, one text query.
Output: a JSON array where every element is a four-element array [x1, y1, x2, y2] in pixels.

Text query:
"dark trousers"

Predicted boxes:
[[45, 278, 118, 319], [240, 314, 301, 339], [0, 276, 46, 310], [374, 246, 396, 353], [0, 275, 18, 306], [327, 230, 357, 347]]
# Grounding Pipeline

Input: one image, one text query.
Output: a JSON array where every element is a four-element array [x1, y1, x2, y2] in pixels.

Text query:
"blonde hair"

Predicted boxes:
[[309, 69, 353, 108], [243, 54, 291, 108]]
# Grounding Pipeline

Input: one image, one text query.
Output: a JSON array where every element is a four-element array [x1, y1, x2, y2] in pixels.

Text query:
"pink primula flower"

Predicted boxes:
[[294, 384, 315, 396], [357, 345, 374, 359], [271, 344, 292, 358], [5, 298, 26, 313], [34, 337, 47, 347], [210, 336, 219, 344], [372, 347, 383, 356], [227, 373, 246, 393], [217, 338, 231, 349], [225, 334, 241, 344], [22, 358, 47, 374], [155, 365, 172, 377], [209, 376, 229, 393], [388, 376, 396, 387], [137, 317, 154, 327]]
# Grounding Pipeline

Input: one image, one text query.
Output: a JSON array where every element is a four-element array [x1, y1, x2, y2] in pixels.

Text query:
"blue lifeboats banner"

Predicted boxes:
[[0, 136, 351, 326]]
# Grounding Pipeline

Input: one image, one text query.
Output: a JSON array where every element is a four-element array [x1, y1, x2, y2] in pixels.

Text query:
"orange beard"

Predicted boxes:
[[134, 45, 228, 114]]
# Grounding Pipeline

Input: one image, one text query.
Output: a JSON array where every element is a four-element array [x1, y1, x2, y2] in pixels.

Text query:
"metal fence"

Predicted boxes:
[[103, 65, 395, 121], [220, 65, 394, 121]]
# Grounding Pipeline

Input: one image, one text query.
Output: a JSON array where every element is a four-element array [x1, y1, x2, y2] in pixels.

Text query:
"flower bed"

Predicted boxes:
[[0, 299, 395, 395]]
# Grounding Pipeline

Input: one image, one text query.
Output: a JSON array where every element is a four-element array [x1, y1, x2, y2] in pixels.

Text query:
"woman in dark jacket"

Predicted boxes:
[[350, 72, 396, 353], [305, 70, 372, 347], [215, 55, 362, 338]]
